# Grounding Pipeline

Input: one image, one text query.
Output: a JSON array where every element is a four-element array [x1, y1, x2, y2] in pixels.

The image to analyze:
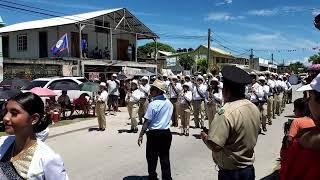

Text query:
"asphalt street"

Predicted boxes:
[[46, 85, 302, 180]]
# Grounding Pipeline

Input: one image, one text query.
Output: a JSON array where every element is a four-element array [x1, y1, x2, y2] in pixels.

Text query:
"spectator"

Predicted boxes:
[[57, 91, 73, 118], [107, 74, 120, 115], [73, 93, 90, 115]]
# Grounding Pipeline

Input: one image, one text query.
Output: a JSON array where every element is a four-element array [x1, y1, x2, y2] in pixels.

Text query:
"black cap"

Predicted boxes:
[[221, 66, 252, 85]]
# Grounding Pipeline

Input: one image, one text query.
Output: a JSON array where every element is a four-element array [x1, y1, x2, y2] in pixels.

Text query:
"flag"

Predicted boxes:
[[51, 33, 69, 56]]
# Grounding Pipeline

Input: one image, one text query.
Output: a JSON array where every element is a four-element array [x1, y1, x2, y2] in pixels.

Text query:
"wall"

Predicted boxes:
[[3, 13, 138, 60]]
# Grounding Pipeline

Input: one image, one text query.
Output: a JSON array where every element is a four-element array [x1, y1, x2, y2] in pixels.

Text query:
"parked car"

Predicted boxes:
[[23, 77, 92, 101]]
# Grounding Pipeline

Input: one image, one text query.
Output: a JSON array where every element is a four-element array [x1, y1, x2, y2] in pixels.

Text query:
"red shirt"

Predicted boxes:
[[73, 97, 88, 106], [281, 140, 320, 180]]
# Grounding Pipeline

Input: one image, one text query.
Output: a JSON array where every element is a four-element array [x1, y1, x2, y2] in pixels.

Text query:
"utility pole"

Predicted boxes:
[[207, 28, 211, 73], [249, 49, 253, 69], [271, 53, 274, 71]]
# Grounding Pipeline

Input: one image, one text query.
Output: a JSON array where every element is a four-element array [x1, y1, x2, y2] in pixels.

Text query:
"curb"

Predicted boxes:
[[48, 125, 97, 139]]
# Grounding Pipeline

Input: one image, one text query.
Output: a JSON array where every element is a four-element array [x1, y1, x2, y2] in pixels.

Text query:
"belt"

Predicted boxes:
[[219, 165, 254, 171], [140, 98, 147, 100], [193, 99, 203, 101]]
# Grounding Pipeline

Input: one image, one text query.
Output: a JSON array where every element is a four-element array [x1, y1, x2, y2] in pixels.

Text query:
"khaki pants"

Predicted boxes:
[[275, 93, 283, 115], [282, 92, 287, 111], [259, 103, 267, 129], [193, 100, 204, 128], [206, 103, 217, 126], [138, 98, 149, 122], [170, 98, 179, 127], [267, 96, 275, 123], [96, 101, 106, 129], [127, 102, 139, 130], [179, 104, 191, 129]]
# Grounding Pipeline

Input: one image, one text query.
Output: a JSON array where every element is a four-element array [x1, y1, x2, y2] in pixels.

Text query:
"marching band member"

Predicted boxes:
[[192, 75, 207, 128], [206, 77, 222, 126], [126, 80, 141, 133], [138, 76, 150, 125], [167, 76, 182, 127], [178, 83, 193, 136]]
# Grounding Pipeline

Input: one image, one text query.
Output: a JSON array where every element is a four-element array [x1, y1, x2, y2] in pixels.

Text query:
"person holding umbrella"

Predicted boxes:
[[96, 82, 108, 131], [57, 91, 73, 119]]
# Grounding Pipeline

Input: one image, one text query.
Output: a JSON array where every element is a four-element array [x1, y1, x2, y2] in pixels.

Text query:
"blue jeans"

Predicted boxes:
[[218, 165, 255, 180]]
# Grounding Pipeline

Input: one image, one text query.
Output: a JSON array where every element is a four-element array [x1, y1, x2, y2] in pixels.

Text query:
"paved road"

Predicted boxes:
[[46, 85, 302, 180]]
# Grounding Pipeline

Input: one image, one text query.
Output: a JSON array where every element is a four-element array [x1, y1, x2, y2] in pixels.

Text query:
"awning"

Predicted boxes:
[[122, 67, 155, 76]]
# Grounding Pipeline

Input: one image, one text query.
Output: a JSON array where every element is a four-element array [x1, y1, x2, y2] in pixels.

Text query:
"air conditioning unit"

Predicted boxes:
[[315, 14, 320, 30]]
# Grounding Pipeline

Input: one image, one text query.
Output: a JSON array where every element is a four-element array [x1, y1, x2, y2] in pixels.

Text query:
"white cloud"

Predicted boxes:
[[205, 12, 244, 21], [248, 9, 278, 16], [312, 9, 320, 16], [248, 6, 306, 17], [19, 0, 99, 10], [215, 0, 233, 6], [246, 33, 284, 41]]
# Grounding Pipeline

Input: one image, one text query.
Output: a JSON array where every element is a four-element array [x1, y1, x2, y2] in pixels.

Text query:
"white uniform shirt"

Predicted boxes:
[[139, 84, 150, 98], [250, 83, 264, 102], [97, 90, 108, 103], [178, 90, 192, 105], [167, 83, 182, 98], [267, 79, 276, 89], [126, 89, 141, 103], [263, 85, 270, 97], [281, 81, 288, 91], [107, 80, 120, 96], [185, 81, 193, 90], [193, 83, 207, 100]]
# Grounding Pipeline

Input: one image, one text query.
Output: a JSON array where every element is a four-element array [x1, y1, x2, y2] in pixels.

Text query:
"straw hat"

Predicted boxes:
[[151, 80, 166, 92]]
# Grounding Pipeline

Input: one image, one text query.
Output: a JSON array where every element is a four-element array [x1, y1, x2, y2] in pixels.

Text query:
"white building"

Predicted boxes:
[[0, 8, 158, 80]]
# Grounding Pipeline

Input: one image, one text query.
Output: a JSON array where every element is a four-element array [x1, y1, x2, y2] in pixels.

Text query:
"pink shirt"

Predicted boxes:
[[288, 117, 315, 138]]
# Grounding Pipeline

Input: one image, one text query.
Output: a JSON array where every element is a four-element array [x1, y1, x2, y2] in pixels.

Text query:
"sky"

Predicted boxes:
[[1, 0, 320, 65]]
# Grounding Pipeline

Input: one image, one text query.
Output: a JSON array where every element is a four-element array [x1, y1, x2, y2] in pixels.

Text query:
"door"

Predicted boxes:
[[117, 39, 129, 60], [2, 36, 9, 58], [71, 32, 80, 58], [39, 31, 48, 58]]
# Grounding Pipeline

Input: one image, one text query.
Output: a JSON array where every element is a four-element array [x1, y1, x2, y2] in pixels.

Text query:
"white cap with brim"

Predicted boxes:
[[131, 80, 138, 85], [297, 74, 320, 92], [100, 82, 106, 86], [141, 76, 148, 80], [112, 74, 117, 77]]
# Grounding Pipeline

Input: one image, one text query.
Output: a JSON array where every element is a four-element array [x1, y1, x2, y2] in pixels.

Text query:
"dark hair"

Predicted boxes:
[[223, 79, 245, 100], [313, 90, 320, 104], [294, 98, 311, 116], [10, 92, 49, 133]]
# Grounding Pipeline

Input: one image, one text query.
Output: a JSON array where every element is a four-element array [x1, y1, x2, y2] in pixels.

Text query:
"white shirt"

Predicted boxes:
[[250, 83, 264, 102], [167, 83, 182, 98], [192, 83, 207, 100], [286, 81, 292, 91], [185, 81, 193, 90], [281, 81, 288, 91], [97, 90, 108, 103], [0, 136, 69, 180], [107, 80, 120, 96], [36, 127, 49, 142], [263, 85, 271, 97], [267, 79, 276, 89], [139, 84, 150, 98], [126, 89, 141, 103], [178, 90, 192, 105]]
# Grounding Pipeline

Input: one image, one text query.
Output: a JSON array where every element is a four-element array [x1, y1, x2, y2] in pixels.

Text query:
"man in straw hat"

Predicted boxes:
[[138, 79, 173, 180], [96, 82, 108, 131], [201, 66, 260, 180]]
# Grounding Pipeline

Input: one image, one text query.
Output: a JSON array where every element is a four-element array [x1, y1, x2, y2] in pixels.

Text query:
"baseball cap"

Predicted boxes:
[[100, 82, 106, 86], [297, 74, 320, 92]]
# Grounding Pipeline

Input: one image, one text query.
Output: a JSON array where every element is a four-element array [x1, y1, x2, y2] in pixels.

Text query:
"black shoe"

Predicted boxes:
[[100, 128, 105, 131], [263, 127, 267, 132], [138, 121, 143, 125], [133, 128, 138, 133]]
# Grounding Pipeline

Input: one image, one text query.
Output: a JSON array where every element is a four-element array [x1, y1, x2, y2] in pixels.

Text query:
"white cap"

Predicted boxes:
[[211, 77, 219, 82], [197, 75, 204, 81], [131, 80, 138, 85], [258, 76, 266, 81], [141, 76, 148, 80], [182, 82, 190, 89], [297, 74, 320, 92], [100, 82, 106, 86], [171, 75, 178, 80], [265, 70, 271, 74], [112, 74, 117, 77]]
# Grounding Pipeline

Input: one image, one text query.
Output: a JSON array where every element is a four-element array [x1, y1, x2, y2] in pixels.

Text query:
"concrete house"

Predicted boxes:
[[0, 8, 158, 80]]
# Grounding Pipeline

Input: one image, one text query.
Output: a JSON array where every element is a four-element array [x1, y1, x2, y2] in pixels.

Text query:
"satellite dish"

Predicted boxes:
[[288, 74, 299, 85]]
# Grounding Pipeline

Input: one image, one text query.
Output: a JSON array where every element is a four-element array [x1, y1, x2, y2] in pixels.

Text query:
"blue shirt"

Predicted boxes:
[[144, 95, 173, 130]]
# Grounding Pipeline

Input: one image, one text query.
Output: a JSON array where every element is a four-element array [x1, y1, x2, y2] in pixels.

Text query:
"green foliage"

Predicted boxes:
[[309, 52, 320, 64], [138, 42, 175, 57], [196, 58, 208, 74], [288, 62, 305, 73], [179, 55, 195, 70]]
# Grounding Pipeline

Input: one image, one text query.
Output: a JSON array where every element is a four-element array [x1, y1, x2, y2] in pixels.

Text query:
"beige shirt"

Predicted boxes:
[[208, 99, 260, 170]]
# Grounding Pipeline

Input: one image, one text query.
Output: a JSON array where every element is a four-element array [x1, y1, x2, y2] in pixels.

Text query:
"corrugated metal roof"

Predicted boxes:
[[201, 45, 233, 56], [0, 8, 157, 39], [0, 8, 122, 33]]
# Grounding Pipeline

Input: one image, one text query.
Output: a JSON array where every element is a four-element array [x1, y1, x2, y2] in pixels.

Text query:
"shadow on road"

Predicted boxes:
[[123, 175, 148, 180], [192, 134, 201, 139], [88, 127, 100, 132]]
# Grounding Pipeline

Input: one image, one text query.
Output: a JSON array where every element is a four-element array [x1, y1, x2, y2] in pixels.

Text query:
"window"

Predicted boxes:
[[23, 80, 49, 90], [48, 79, 80, 90], [17, 34, 27, 51]]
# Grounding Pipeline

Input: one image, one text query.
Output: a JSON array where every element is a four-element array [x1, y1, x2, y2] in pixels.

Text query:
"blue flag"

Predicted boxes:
[[51, 33, 69, 56]]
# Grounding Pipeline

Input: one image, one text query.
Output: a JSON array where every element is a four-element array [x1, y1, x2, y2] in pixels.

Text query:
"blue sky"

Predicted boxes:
[[1, 0, 320, 65]]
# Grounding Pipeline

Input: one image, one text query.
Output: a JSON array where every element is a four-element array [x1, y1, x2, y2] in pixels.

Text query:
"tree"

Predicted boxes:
[[288, 62, 305, 73], [309, 52, 320, 64], [179, 54, 195, 70], [138, 42, 175, 58], [196, 58, 208, 74]]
